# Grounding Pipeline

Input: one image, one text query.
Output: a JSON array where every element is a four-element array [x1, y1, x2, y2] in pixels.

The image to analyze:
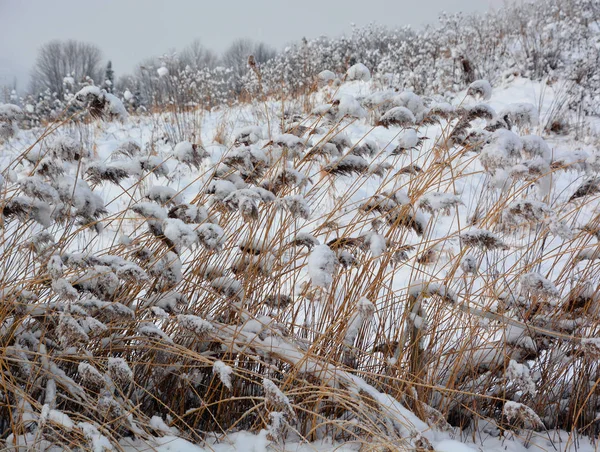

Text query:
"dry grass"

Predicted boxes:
[[1, 82, 600, 451]]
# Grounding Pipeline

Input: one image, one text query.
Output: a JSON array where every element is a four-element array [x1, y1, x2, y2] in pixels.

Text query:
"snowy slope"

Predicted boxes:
[[1, 75, 600, 451]]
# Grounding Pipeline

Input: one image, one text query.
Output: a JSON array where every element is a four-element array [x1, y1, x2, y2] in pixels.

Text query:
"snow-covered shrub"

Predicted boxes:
[[0, 103, 22, 141], [345, 63, 371, 82]]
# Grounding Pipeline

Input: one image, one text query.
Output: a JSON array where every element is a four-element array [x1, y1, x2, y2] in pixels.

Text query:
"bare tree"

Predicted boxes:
[[30, 40, 103, 98], [223, 39, 276, 79], [180, 39, 218, 70]]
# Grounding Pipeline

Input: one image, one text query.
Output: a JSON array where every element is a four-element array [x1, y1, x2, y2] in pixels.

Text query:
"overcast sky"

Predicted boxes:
[[0, 0, 502, 92]]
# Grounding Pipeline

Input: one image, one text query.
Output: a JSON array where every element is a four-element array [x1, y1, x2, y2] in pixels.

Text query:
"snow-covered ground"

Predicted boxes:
[[2, 74, 600, 451]]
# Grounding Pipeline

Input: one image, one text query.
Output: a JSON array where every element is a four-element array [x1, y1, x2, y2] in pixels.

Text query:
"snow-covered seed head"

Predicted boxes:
[[77, 362, 105, 390], [460, 229, 509, 251], [467, 79, 492, 101], [107, 358, 133, 387], [460, 255, 478, 274], [308, 245, 338, 288]]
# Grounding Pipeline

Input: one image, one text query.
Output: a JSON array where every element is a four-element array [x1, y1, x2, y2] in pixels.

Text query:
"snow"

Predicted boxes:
[[393, 91, 426, 119], [157, 66, 169, 77], [46, 409, 75, 431], [435, 440, 477, 452], [211, 276, 244, 299], [107, 357, 133, 385], [468, 79, 493, 100], [4, 39, 600, 452], [162, 218, 198, 248], [336, 94, 368, 119], [416, 192, 462, 215], [196, 223, 224, 249], [480, 129, 523, 170], [395, 128, 419, 150], [75, 85, 102, 98], [345, 63, 371, 82], [499, 102, 539, 128], [307, 245, 337, 288], [122, 432, 360, 452], [131, 201, 167, 220], [378, 106, 415, 128], [178, 314, 214, 335], [213, 361, 233, 390], [317, 69, 336, 83]]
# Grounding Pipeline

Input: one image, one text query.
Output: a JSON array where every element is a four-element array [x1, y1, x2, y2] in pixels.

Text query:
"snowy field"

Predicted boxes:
[[1, 67, 600, 452]]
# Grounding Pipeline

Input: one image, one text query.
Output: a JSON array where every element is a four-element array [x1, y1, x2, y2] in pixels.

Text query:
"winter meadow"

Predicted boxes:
[[1, 0, 600, 450]]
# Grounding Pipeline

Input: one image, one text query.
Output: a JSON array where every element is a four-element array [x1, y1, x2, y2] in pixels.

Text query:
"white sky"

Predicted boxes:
[[0, 0, 503, 92]]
